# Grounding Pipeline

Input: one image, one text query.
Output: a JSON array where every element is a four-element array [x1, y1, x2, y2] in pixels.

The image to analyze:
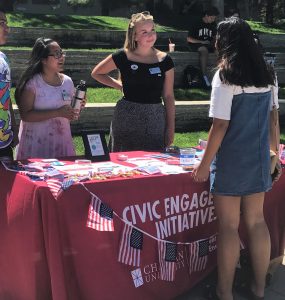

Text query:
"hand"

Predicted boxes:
[[80, 97, 87, 110], [192, 163, 209, 183], [272, 159, 282, 183], [58, 105, 76, 120], [165, 128, 174, 147]]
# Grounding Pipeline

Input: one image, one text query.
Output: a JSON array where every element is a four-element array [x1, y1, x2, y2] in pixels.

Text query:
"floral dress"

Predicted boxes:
[[16, 74, 75, 159]]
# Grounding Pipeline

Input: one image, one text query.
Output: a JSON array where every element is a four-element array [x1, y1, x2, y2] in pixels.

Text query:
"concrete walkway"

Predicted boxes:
[[175, 261, 285, 299]]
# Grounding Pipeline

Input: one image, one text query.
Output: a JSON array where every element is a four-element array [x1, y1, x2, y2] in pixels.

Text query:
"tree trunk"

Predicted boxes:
[[211, 0, 224, 18], [266, 0, 275, 24], [243, 0, 250, 18], [2, 0, 15, 11]]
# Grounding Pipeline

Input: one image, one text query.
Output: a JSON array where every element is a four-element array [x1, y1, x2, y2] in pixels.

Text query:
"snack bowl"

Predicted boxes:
[[117, 154, 128, 161], [182, 165, 194, 171]]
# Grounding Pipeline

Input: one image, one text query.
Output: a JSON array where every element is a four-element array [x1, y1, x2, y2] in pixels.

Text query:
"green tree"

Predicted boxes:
[[67, 0, 94, 7]]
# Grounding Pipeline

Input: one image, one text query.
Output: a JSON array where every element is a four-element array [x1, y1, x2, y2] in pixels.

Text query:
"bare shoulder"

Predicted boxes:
[[154, 49, 168, 62]]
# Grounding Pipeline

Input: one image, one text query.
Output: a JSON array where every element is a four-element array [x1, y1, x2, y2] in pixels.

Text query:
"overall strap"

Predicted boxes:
[[270, 86, 279, 153]]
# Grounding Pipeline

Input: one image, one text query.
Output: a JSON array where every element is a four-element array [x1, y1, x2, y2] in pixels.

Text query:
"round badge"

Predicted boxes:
[[131, 64, 138, 70]]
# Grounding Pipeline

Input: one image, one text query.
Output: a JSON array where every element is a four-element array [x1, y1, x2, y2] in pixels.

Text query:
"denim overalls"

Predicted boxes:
[[210, 91, 272, 196]]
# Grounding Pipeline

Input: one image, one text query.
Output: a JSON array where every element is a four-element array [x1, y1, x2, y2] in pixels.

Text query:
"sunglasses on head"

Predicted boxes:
[[48, 50, 66, 59], [131, 11, 150, 18]]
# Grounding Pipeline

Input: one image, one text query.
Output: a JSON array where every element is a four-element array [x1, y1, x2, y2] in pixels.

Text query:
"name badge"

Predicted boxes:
[[149, 67, 161, 75], [62, 89, 71, 101]]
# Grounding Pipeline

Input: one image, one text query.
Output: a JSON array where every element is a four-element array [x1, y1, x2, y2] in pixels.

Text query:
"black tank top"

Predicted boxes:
[[112, 49, 174, 104]]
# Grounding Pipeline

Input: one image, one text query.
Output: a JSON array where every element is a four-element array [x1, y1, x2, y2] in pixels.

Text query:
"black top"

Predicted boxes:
[[187, 19, 217, 42], [112, 49, 174, 104]]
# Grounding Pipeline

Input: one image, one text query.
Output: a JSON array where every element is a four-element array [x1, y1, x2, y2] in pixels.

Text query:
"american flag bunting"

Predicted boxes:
[[118, 223, 143, 267], [188, 239, 209, 275], [158, 240, 177, 281], [61, 178, 75, 191], [86, 196, 114, 231], [46, 177, 63, 199]]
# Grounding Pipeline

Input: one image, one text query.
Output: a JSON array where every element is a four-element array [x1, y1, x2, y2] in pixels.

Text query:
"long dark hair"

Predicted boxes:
[[15, 37, 54, 106], [215, 17, 274, 87]]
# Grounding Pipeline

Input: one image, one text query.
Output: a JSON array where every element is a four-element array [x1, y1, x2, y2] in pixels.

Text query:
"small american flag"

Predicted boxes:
[[188, 239, 209, 275], [46, 178, 63, 199], [118, 223, 143, 267], [86, 196, 114, 231], [61, 178, 74, 191], [158, 241, 177, 281]]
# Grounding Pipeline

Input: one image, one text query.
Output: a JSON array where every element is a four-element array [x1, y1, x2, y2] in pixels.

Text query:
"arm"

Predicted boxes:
[[187, 36, 211, 45], [9, 101, 19, 147], [18, 88, 75, 122], [91, 54, 122, 90], [162, 68, 175, 147], [270, 110, 280, 153], [192, 118, 229, 182], [270, 84, 280, 153], [269, 100, 281, 182]]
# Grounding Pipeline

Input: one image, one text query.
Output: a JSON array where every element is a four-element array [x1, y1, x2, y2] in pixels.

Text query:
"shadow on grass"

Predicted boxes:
[[8, 13, 176, 31], [175, 88, 211, 101], [9, 13, 126, 30]]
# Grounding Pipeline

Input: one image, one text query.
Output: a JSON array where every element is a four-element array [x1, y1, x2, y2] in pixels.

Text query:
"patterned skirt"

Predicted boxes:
[[109, 98, 166, 152]]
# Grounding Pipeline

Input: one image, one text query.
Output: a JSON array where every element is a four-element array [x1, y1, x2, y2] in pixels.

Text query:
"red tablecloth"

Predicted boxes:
[[0, 151, 284, 300]]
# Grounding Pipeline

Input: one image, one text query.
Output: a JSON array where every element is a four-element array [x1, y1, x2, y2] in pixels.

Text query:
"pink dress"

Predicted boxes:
[[16, 74, 76, 159]]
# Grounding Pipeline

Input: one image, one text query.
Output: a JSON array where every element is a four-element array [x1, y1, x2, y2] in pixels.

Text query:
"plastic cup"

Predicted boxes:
[[180, 148, 196, 166], [198, 139, 208, 149], [169, 43, 175, 52]]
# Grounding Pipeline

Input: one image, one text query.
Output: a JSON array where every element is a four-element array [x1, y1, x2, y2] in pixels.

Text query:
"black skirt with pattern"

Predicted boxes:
[[108, 98, 166, 152]]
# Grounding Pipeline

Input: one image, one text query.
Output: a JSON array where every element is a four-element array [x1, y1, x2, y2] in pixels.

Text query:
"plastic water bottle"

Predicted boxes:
[[180, 148, 196, 166], [72, 80, 87, 119]]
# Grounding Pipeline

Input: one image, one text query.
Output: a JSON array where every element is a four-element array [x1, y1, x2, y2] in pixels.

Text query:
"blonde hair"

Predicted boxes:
[[124, 11, 154, 51]]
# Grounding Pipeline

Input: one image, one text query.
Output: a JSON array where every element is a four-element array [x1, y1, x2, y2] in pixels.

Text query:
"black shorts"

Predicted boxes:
[[0, 145, 13, 159], [188, 43, 215, 53]]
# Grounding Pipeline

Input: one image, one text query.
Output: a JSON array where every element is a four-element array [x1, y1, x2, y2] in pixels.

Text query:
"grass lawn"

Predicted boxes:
[[6, 13, 175, 32], [9, 87, 285, 103], [72, 131, 209, 155], [73, 130, 285, 156], [247, 20, 285, 34], [84, 86, 285, 102], [84, 87, 212, 102], [6, 13, 285, 34], [10, 87, 211, 103]]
